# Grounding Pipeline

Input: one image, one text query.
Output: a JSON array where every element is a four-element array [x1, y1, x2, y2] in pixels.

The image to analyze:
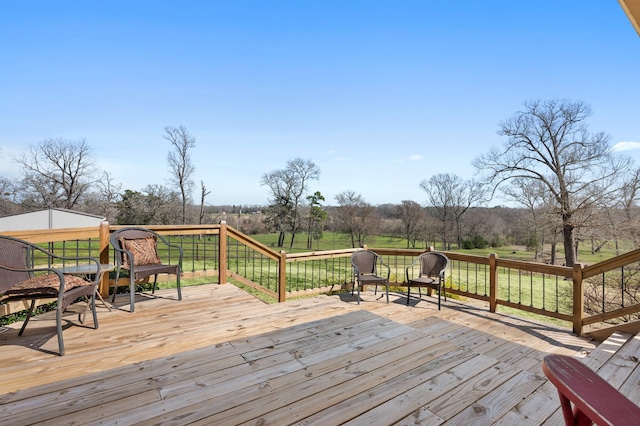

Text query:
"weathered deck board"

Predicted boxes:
[[0, 283, 613, 425]]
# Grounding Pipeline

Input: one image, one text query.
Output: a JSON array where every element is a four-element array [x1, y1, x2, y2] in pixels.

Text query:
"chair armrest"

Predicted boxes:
[[379, 258, 390, 279], [9, 244, 100, 279], [405, 257, 421, 282], [30, 243, 96, 262], [30, 245, 101, 276], [155, 234, 184, 267], [542, 354, 640, 425]]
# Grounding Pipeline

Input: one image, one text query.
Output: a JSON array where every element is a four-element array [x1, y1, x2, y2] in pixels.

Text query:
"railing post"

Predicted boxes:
[[219, 221, 227, 284], [278, 250, 287, 302], [572, 262, 584, 335], [98, 221, 110, 297], [489, 253, 498, 312]]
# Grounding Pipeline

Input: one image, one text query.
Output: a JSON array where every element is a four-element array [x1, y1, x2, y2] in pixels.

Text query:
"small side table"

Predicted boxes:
[[61, 263, 115, 311]]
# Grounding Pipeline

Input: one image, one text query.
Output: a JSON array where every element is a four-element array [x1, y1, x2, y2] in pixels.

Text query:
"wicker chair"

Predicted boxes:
[[110, 227, 182, 312], [350, 249, 390, 304], [405, 252, 449, 309], [0, 235, 101, 356]]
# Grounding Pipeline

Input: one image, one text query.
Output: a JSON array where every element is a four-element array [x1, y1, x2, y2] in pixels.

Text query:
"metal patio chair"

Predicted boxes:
[[405, 251, 449, 309], [110, 227, 182, 312], [0, 235, 101, 356], [350, 249, 390, 304]]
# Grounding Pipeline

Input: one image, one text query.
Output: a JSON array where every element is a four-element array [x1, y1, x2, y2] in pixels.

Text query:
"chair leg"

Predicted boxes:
[[18, 299, 37, 336], [437, 285, 441, 310], [56, 302, 64, 356], [558, 392, 592, 426], [90, 294, 99, 329], [176, 270, 182, 300], [151, 275, 158, 294], [406, 286, 411, 305], [129, 275, 135, 313], [111, 275, 120, 303], [385, 281, 389, 303]]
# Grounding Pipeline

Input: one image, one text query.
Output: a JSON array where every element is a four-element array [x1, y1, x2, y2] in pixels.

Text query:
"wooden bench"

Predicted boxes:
[[542, 354, 640, 425]]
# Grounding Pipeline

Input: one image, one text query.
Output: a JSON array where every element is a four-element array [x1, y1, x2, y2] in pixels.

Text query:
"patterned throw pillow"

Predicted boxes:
[[120, 236, 162, 268]]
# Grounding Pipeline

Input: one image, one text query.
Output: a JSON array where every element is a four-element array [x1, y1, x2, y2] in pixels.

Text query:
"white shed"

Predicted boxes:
[[0, 208, 105, 232]]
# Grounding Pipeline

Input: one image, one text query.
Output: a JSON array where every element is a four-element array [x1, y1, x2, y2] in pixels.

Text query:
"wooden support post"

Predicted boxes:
[[489, 253, 498, 312], [278, 250, 287, 303], [98, 221, 110, 297], [572, 262, 584, 335], [219, 221, 228, 284]]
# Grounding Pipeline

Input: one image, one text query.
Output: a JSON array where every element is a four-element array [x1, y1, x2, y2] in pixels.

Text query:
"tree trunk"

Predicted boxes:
[[289, 230, 297, 249], [562, 222, 576, 267]]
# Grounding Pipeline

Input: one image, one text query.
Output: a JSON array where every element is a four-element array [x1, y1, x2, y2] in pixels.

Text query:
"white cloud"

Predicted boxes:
[[408, 154, 423, 161], [612, 141, 640, 152]]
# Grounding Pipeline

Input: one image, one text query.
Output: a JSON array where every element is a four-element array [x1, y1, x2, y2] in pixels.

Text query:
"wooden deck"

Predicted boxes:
[[0, 283, 617, 425]]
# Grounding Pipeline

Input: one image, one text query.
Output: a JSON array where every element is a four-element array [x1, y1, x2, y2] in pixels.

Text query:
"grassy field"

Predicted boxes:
[[249, 231, 624, 264]]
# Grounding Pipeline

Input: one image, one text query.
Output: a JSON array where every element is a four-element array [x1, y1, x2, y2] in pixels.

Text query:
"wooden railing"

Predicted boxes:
[[3, 221, 640, 337]]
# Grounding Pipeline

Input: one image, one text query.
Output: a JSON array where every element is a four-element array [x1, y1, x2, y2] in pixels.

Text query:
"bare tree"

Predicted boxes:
[[15, 138, 96, 209], [617, 168, 640, 250], [305, 191, 326, 249], [165, 125, 196, 224], [261, 158, 320, 248], [0, 175, 21, 216], [474, 99, 634, 266], [398, 200, 425, 248], [501, 178, 554, 260], [199, 180, 211, 225], [420, 173, 485, 249], [334, 191, 378, 248], [80, 171, 122, 222]]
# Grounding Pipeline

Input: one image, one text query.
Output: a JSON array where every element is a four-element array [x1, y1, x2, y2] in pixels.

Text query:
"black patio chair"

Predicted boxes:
[[0, 235, 101, 355], [350, 249, 390, 304], [405, 252, 449, 309], [110, 227, 182, 312]]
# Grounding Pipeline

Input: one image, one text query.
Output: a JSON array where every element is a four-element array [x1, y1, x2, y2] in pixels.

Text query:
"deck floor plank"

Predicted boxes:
[[0, 284, 609, 426], [349, 353, 499, 426], [446, 369, 547, 426]]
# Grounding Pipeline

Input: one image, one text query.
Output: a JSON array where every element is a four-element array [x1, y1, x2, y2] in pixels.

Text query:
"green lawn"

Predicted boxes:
[[250, 231, 623, 264]]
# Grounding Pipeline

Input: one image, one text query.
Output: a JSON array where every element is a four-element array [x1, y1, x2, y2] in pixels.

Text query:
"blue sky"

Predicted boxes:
[[1, 1, 639, 207]]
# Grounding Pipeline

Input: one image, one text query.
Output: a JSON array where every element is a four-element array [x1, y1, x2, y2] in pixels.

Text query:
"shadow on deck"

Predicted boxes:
[[0, 284, 599, 425]]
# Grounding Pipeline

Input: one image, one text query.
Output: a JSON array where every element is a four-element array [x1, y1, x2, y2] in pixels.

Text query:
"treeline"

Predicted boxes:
[[2, 99, 640, 268]]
